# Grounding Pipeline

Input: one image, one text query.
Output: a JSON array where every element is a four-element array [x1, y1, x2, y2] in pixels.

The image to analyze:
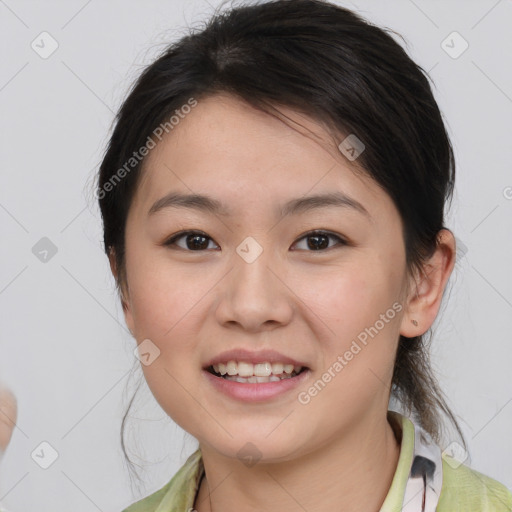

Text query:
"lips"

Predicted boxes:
[[203, 363, 312, 401]]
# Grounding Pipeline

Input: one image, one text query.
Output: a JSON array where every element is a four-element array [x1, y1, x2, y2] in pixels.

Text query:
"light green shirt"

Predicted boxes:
[[122, 413, 512, 511]]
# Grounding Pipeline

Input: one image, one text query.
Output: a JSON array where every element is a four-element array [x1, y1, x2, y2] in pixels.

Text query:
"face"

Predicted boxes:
[[120, 93, 412, 462]]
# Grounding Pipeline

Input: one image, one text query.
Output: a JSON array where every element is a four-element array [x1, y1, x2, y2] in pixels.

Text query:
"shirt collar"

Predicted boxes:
[[381, 411, 443, 512]]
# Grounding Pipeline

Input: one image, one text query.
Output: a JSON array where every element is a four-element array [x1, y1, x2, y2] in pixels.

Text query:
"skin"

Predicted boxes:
[[110, 93, 456, 512], [0, 386, 17, 455]]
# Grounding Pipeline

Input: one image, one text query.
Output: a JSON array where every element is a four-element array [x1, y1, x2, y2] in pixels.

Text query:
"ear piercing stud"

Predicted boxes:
[[411, 319, 418, 326]]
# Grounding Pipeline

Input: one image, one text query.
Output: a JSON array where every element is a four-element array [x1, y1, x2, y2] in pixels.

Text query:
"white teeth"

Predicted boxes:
[[226, 361, 237, 376], [283, 364, 294, 374], [224, 374, 293, 383], [238, 361, 254, 377], [211, 360, 304, 378], [254, 362, 272, 376], [271, 363, 283, 375]]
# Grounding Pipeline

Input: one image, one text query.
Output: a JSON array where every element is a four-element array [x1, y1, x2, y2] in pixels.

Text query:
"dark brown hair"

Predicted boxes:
[[96, 0, 465, 483]]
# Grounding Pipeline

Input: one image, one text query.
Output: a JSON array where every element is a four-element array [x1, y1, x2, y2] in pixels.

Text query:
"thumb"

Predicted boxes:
[[0, 386, 17, 455]]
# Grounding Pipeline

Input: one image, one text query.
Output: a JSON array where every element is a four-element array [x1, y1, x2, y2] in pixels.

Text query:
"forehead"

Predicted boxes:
[[132, 94, 393, 222]]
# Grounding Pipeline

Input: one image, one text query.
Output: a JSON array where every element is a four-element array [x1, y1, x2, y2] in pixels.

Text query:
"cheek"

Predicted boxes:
[[291, 255, 404, 406], [125, 242, 200, 337], [294, 258, 401, 343], [292, 266, 402, 422], [126, 260, 208, 427]]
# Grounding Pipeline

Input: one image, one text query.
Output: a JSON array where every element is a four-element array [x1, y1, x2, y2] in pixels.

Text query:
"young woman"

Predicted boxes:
[[96, 1, 512, 510]]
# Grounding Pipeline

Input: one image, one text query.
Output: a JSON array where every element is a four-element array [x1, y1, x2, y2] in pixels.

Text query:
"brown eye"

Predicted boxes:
[[164, 231, 219, 251], [292, 230, 347, 251]]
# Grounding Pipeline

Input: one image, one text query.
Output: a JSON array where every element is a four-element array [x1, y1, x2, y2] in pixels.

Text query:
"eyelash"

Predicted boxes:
[[162, 229, 348, 252]]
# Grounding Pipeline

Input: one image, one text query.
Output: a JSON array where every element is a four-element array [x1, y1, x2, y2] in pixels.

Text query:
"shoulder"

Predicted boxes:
[[438, 454, 512, 511], [120, 448, 203, 512], [121, 481, 173, 512]]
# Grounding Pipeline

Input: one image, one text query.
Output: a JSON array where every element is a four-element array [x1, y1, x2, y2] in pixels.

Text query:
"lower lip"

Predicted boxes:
[[203, 368, 311, 402]]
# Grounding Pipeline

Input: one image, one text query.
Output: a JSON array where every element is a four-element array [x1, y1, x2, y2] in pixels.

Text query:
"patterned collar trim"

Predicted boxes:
[[400, 413, 443, 512]]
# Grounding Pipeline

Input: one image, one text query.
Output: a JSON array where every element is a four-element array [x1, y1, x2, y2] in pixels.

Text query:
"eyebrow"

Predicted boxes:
[[148, 191, 371, 219]]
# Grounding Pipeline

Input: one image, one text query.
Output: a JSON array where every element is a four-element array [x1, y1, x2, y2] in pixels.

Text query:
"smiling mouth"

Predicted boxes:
[[206, 362, 308, 383]]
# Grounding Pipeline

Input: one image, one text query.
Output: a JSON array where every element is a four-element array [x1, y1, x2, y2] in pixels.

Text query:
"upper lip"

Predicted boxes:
[[203, 348, 309, 369]]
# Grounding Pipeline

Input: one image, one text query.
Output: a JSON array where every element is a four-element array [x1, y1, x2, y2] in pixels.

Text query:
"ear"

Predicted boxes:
[[108, 247, 135, 336], [399, 229, 456, 338]]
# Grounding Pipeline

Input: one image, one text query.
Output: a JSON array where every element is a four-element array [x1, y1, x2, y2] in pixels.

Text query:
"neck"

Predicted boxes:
[[194, 411, 401, 512]]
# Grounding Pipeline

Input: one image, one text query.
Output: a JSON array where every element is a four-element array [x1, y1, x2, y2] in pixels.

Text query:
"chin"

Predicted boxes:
[[199, 431, 305, 465]]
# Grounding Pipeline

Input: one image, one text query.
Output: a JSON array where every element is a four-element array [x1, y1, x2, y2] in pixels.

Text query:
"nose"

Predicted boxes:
[[214, 241, 294, 332]]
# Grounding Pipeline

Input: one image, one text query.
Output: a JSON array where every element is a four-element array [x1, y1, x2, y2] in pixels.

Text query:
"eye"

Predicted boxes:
[[291, 230, 347, 251], [163, 230, 219, 251]]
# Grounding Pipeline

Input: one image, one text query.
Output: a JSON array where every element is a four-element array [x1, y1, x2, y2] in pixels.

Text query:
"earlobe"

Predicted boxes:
[[399, 229, 456, 338]]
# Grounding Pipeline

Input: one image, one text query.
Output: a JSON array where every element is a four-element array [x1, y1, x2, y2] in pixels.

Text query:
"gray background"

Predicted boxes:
[[1, 0, 511, 510]]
